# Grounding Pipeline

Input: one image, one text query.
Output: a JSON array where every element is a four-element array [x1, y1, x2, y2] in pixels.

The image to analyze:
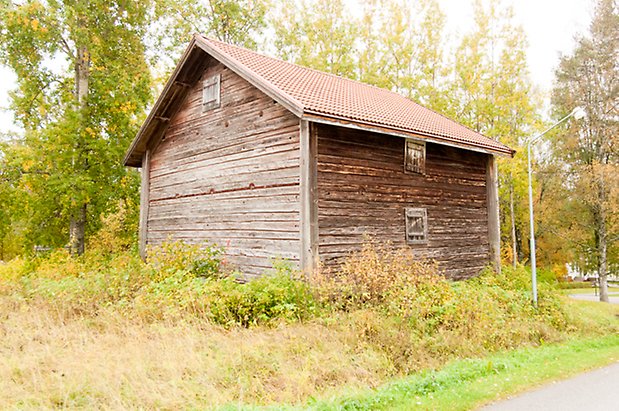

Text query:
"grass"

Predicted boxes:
[[1, 242, 618, 409], [0, 292, 616, 409], [279, 333, 619, 411], [560, 286, 595, 294], [562, 287, 619, 296], [0, 298, 394, 409]]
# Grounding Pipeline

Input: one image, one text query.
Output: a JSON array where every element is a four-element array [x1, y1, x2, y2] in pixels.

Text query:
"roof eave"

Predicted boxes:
[[123, 37, 202, 167], [303, 112, 515, 158]]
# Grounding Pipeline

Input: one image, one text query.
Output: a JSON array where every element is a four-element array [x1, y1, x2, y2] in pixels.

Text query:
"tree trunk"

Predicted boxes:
[[69, 44, 89, 256], [69, 204, 86, 256], [597, 209, 609, 303], [509, 180, 517, 268]]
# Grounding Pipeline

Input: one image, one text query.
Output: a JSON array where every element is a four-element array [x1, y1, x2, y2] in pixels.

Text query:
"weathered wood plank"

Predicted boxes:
[[315, 123, 491, 279], [299, 120, 318, 274], [139, 149, 150, 259], [486, 154, 501, 272], [147, 60, 301, 274]]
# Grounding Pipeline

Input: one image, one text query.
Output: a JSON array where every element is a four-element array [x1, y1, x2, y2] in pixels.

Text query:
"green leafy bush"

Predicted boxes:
[[147, 240, 225, 280], [0, 239, 602, 346], [202, 271, 316, 327]]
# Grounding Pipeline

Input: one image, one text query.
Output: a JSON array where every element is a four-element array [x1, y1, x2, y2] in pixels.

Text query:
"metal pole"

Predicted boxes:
[[525, 107, 583, 308], [527, 143, 538, 307]]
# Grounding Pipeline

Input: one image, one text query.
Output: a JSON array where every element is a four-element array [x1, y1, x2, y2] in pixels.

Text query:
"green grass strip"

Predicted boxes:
[[224, 334, 619, 411]]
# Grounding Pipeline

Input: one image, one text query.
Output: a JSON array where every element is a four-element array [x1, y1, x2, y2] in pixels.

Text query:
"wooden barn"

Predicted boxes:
[[124, 35, 514, 279]]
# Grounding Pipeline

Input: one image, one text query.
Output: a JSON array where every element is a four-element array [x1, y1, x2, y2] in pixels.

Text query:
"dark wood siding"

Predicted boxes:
[[316, 123, 490, 279], [147, 61, 301, 276]]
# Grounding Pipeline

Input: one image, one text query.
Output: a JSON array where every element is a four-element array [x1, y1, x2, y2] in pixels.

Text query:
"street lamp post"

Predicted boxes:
[[527, 107, 585, 307]]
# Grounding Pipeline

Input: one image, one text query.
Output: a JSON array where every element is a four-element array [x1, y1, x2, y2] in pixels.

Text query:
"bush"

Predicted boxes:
[[203, 271, 316, 327], [312, 241, 444, 311], [147, 240, 225, 280], [133, 257, 316, 326], [1, 240, 317, 327], [308, 243, 575, 370], [0, 238, 600, 346]]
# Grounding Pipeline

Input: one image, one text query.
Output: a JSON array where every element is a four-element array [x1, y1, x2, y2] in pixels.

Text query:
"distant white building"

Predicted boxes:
[[567, 263, 619, 282]]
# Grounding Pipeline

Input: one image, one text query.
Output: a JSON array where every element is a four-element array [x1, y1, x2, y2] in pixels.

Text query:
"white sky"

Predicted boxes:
[[0, 0, 594, 135]]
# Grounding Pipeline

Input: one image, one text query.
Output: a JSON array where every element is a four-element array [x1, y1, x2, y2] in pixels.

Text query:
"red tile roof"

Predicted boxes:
[[198, 35, 513, 156], [124, 35, 513, 166]]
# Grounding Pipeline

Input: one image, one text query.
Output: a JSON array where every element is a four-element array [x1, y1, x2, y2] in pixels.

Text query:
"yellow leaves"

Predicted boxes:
[[8, 9, 47, 34], [22, 160, 34, 172], [27, 1, 44, 13], [85, 127, 97, 138], [116, 102, 136, 114]]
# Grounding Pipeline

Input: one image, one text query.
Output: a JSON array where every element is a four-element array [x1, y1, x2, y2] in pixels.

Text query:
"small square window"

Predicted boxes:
[[405, 139, 425, 174], [405, 207, 427, 244], [202, 74, 221, 112]]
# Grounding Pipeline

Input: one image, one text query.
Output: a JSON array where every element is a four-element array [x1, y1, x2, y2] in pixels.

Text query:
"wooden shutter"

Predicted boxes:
[[202, 74, 221, 112], [405, 207, 428, 244], [405, 140, 425, 174]]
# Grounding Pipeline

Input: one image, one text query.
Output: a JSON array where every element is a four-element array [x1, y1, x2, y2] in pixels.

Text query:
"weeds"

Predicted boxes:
[[0, 240, 617, 407]]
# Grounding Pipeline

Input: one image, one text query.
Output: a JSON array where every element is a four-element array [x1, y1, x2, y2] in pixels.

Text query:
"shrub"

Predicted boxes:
[[87, 202, 138, 255], [0, 238, 598, 345], [312, 241, 444, 311], [147, 240, 225, 280], [132, 256, 316, 326], [309, 242, 575, 370], [201, 271, 316, 327]]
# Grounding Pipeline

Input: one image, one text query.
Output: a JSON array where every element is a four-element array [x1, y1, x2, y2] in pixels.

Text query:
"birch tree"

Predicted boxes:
[[448, 0, 540, 267], [271, 0, 359, 78], [0, 0, 153, 254], [550, 0, 618, 301]]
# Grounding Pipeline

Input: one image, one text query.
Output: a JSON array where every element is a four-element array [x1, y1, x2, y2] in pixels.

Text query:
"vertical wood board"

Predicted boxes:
[[486, 154, 501, 272], [139, 149, 151, 260], [299, 120, 318, 275]]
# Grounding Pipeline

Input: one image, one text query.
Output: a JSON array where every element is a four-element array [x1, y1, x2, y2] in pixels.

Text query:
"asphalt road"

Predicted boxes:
[[481, 362, 619, 411], [569, 293, 619, 304]]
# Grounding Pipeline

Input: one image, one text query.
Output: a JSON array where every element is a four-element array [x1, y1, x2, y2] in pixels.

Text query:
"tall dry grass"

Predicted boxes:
[[1, 241, 617, 408], [0, 297, 392, 409]]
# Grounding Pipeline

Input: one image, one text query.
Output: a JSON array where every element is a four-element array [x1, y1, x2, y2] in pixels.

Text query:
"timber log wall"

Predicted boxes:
[[147, 61, 301, 276], [315, 123, 491, 279]]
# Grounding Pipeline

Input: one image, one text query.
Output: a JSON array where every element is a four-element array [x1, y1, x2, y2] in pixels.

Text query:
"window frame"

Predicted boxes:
[[404, 139, 426, 175], [202, 73, 221, 112], [405, 207, 428, 245]]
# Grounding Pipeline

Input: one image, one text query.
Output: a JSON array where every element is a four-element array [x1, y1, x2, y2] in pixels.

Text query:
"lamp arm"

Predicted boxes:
[[527, 111, 577, 147]]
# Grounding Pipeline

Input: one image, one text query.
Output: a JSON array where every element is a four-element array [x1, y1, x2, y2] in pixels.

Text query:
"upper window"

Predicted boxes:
[[405, 207, 428, 244], [405, 139, 425, 174], [202, 74, 221, 112]]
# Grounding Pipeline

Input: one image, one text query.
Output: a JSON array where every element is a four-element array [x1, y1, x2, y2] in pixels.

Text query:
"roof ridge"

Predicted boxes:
[[201, 35, 505, 147], [197, 34, 306, 113], [201, 35, 418, 101], [198, 35, 513, 156]]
